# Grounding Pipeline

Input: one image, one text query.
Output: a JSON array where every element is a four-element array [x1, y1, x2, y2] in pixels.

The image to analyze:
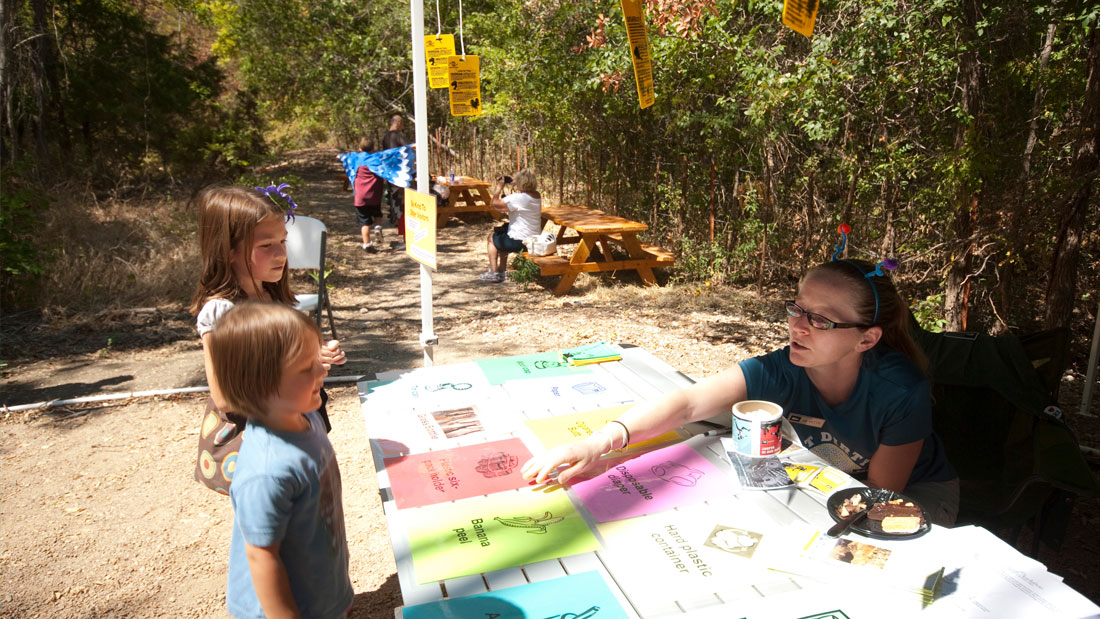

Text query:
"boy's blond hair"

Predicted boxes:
[[208, 302, 321, 420], [514, 168, 538, 193]]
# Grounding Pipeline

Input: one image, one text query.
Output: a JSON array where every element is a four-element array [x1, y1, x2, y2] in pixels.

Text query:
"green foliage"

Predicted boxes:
[[912, 293, 948, 333], [0, 168, 49, 308], [508, 255, 541, 290]]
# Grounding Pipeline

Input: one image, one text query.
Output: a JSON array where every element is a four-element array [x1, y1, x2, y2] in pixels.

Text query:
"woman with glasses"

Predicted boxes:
[[521, 258, 959, 526]]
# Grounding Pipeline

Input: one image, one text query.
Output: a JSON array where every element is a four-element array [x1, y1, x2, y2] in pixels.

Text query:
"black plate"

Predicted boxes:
[[825, 487, 931, 540]]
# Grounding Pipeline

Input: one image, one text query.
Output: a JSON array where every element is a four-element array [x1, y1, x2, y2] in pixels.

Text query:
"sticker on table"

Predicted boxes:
[[570, 442, 727, 522], [424, 34, 455, 89], [475, 351, 592, 384], [401, 570, 629, 618], [447, 54, 482, 116], [404, 488, 600, 583], [384, 438, 533, 508], [524, 404, 681, 453]]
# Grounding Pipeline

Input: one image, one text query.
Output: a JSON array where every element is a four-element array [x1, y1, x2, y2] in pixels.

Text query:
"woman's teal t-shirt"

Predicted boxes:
[[739, 346, 956, 485]]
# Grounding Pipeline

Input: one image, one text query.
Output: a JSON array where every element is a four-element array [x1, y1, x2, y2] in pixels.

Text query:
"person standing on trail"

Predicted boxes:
[[352, 138, 384, 253], [188, 185, 347, 494], [382, 115, 410, 241]]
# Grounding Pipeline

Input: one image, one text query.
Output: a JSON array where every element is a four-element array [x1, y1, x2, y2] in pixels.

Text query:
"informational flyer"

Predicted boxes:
[[475, 351, 592, 384], [595, 503, 803, 607], [403, 488, 600, 583], [367, 362, 494, 409], [400, 570, 629, 619], [570, 442, 727, 522], [384, 438, 533, 509]]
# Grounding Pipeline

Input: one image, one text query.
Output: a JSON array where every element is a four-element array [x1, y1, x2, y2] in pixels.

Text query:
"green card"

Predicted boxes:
[[404, 488, 600, 583], [475, 351, 591, 384]]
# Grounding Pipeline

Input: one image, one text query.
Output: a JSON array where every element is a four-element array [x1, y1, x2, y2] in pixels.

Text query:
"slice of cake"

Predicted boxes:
[[867, 498, 924, 534]]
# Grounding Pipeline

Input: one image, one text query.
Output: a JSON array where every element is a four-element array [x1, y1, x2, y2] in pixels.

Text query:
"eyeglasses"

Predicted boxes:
[[784, 301, 868, 330]]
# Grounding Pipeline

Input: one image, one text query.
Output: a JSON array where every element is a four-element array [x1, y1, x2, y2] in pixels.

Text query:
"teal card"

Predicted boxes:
[[401, 570, 627, 618], [475, 351, 591, 384]]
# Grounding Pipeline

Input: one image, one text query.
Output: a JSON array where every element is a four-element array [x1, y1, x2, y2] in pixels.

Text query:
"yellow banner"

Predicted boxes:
[[424, 34, 455, 89], [782, 0, 820, 38], [447, 55, 482, 116], [620, 0, 654, 109], [404, 189, 438, 270]]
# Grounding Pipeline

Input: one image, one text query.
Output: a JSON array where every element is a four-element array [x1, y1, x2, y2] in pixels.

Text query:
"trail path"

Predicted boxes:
[[2, 149, 1097, 617]]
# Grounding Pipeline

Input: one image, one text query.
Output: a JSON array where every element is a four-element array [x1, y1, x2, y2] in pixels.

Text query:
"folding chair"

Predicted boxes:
[[285, 216, 337, 340], [910, 315, 1100, 556]]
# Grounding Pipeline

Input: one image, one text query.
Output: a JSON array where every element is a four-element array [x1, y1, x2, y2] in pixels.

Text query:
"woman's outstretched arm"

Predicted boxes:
[[520, 364, 749, 485]]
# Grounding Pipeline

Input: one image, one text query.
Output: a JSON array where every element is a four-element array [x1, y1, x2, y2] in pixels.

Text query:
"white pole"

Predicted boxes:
[[1080, 296, 1100, 417], [410, 0, 436, 367]]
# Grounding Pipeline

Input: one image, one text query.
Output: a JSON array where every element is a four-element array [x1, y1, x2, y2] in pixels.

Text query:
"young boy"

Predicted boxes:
[[353, 138, 384, 253], [209, 302, 353, 618]]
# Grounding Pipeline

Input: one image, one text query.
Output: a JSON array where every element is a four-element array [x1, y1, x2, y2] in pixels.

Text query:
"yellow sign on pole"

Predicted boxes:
[[404, 189, 438, 270], [424, 34, 455, 89], [620, 0, 654, 109], [782, 0, 820, 38], [447, 55, 482, 116]]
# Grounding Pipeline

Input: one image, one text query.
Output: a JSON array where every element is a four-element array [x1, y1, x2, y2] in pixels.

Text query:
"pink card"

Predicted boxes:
[[571, 442, 727, 522], [384, 438, 534, 508]]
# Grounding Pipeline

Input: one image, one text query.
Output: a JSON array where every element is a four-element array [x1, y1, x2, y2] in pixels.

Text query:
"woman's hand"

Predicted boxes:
[[320, 340, 347, 369], [521, 433, 610, 486]]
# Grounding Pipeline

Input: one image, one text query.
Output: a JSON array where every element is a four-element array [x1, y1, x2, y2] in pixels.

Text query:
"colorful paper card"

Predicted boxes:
[[500, 372, 638, 413], [368, 362, 493, 409], [385, 438, 534, 508], [400, 570, 629, 618], [367, 403, 520, 457], [570, 442, 728, 522], [404, 488, 600, 584], [475, 351, 592, 384], [524, 405, 681, 453]]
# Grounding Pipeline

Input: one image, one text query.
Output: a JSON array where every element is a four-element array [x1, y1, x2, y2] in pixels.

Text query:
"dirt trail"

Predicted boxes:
[[2, 149, 1098, 617]]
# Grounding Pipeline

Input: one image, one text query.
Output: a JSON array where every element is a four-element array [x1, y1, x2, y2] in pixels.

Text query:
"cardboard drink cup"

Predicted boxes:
[[731, 400, 784, 457]]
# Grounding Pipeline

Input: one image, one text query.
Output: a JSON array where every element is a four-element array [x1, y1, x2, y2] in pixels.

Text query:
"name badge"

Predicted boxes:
[[789, 413, 825, 428]]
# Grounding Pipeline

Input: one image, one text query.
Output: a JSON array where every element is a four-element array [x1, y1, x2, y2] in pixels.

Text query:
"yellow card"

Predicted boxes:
[[808, 467, 848, 493], [404, 189, 438, 270], [524, 405, 682, 453], [620, 0, 654, 109], [782, 0, 820, 38], [424, 34, 455, 89], [447, 55, 482, 116], [784, 461, 821, 483]]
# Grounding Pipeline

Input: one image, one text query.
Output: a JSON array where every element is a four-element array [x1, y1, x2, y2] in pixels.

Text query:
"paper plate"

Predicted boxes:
[[826, 487, 931, 540]]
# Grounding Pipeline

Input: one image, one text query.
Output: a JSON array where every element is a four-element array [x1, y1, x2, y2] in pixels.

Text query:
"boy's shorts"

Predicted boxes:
[[491, 224, 525, 253], [355, 204, 383, 227]]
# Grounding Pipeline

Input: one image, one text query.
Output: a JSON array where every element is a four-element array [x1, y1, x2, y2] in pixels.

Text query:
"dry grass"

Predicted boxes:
[[34, 186, 197, 317]]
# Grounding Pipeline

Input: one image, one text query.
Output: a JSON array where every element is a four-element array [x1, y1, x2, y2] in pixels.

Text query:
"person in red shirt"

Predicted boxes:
[[353, 138, 385, 253]]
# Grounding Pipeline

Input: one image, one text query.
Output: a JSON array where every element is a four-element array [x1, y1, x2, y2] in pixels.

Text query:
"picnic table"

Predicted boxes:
[[436, 175, 499, 225], [529, 204, 674, 295], [357, 345, 1100, 618]]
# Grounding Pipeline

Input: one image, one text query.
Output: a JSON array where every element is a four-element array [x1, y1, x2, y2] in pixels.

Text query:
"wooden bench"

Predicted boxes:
[[522, 205, 675, 295]]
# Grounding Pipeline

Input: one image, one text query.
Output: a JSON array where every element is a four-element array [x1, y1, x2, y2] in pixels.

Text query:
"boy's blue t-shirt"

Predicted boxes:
[[227, 411, 353, 619], [738, 346, 956, 486]]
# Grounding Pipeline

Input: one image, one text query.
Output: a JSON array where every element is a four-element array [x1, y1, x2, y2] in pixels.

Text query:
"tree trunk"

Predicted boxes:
[[944, 0, 985, 332], [0, 0, 19, 162], [1045, 28, 1100, 329], [802, 170, 815, 274], [995, 21, 1057, 335]]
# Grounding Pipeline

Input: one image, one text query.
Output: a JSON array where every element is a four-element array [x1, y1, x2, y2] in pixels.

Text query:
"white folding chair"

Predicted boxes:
[[284, 215, 337, 340]]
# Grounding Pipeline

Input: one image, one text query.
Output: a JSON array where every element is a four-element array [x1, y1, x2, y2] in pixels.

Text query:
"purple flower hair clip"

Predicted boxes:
[[865, 258, 898, 279], [254, 183, 300, 222]]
